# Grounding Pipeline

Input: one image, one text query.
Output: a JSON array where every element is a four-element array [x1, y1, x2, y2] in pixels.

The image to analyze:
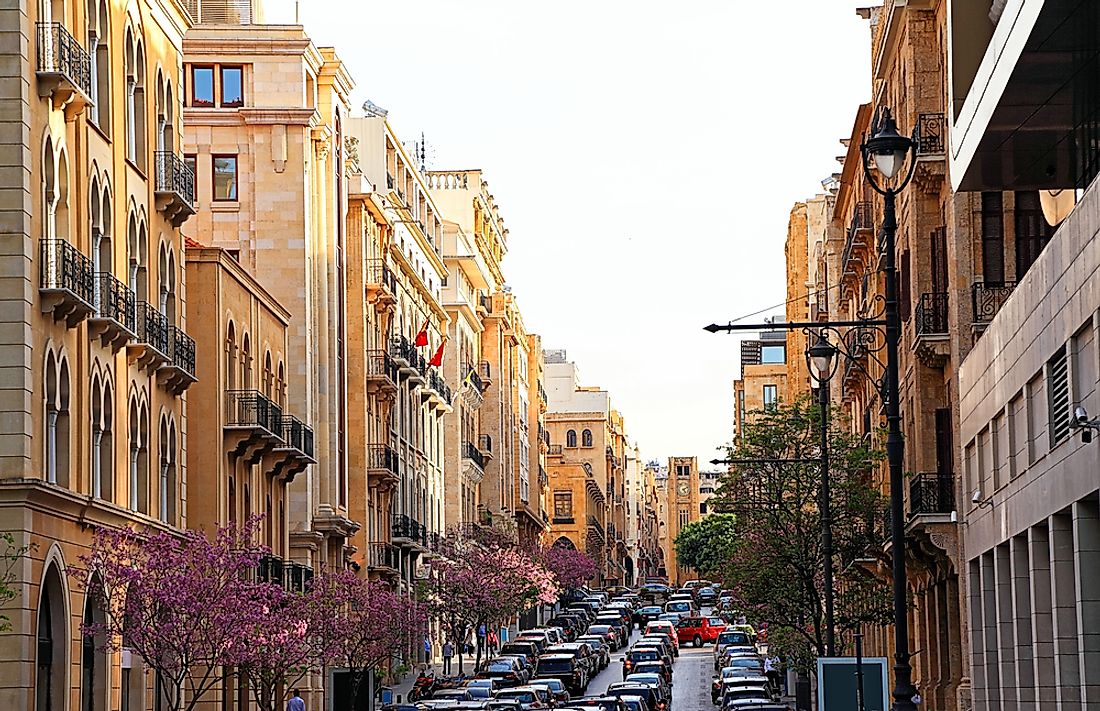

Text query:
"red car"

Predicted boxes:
[[675, 615, 727, 646]]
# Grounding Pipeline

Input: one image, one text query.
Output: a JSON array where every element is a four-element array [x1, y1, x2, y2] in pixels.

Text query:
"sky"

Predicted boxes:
[[265, 0, 872, 466]]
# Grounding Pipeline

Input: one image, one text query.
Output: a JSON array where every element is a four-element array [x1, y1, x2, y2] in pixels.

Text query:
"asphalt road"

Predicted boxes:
[[583, 627, 715, 711]]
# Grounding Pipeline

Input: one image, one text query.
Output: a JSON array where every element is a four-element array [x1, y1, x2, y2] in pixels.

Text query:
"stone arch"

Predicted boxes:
[[553, 536, 577, 550], [35, 554, 69, 711], [80, 572, 109, 711]]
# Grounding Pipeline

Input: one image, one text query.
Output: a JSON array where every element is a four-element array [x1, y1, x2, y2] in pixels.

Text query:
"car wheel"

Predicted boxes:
[[693, 635, 703, 647]]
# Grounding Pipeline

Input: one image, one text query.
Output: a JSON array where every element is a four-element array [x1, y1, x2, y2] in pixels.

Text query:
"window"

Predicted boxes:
[[1047, 347, 1070, 447], [1026, 374, 1045, 464], [1015, 191, 1054, 279], [566, 429, 577, 447], [220, 66, 243, 107], [554, 491, 573, 519], [760, 344, 785, 364], [981, 192, 1005, 283], [762, 384, 778, 411], [212, 156, 237, 201], [44, 351, 71, 488], [190, 66, 214, 106], [582, 429, 593, 447]]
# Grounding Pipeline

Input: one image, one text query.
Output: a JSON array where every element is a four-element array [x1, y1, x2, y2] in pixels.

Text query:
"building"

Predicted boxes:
[[663, 457, 701, 586], [0, 0, 198, 707], [699, 469, 720, 515], [948, 0, 1100, 707], [733, 330, 789, 441]]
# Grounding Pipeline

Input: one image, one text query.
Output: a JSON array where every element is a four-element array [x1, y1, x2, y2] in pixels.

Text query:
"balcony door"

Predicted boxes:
[[1015, 191, 1054, 279]]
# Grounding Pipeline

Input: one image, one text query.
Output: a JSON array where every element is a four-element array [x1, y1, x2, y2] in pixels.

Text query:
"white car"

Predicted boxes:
[[721, 686, 773, 709]]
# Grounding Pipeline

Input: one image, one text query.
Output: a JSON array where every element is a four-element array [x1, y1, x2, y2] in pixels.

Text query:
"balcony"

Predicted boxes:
[[549, 444, 563, 456], [916, 113, 945, 156], [153, 152, 195, 226], [478, 293, 493, 315], [366, 259, 397, 310], [366, 542, 400, 577], [479, 434, 494, 461], [423, 368, 453, 412], [159, 325, 197, 394], [389, 335, 411, 367], [462, 440, 486, 482], [34, 23, 92, 116], [257, 554, 285, 586], [127, 302, 171, 372], [971, 281, 1016, 329], [39, 240, 95, 327], [366, 443, 399, 490], [913, 292, 950, 368], [479, 360, 492, 386], [908, 473, 956, 525], [392, 513, 425, 549], [587, 515, 606, 541], [538, 381, 548, 405], [224, 390, 284, 463], [265, 415, 315, 483], [841, 201, 874, 281], [465, 363, 485, 393], [285, 562, 314, 593], [88, 273, 135, 350], [538, 426, 550, 451], [366, 350, 398, 398]]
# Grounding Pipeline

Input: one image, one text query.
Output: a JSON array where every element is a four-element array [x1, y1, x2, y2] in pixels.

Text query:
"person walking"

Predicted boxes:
[[764, 655, 781, 697], [442, 640, 454, 676], [286, 689, 305, 711]]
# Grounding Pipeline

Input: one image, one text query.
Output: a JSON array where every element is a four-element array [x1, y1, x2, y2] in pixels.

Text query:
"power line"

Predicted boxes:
[[725, 268, 884, 326]]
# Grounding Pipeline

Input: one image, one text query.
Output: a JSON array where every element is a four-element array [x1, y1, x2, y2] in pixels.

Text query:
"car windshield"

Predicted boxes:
[[466, 687, 491, 699], [667, 602, 690, 612], [634, 664, 663, 673], [726, 689, 768, 700], [629, 650, 659, 662], [640, 606, 662, 614], [499, 691, 535, 703], [630, 674, 662, 685], [589, 626, 612, 634], [539, 679, 563, 690], [717, 632, 750, 646], [730, 659, 763, 669], [488, 662, 514, 671], [537, 659, 573, 673]]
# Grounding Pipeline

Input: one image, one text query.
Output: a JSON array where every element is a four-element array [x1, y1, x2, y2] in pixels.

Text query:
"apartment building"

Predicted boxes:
[[0, 0, 197, 708], [732, 330, 788, 441]]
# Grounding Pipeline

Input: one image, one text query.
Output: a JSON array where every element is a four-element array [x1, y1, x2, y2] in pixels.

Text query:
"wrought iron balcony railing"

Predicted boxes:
[[153, 152, 196, 225], [285, 562, 313, 592], [165, 325, 196, 378], [366, 542, 400, 571], [225, 390, 283, 435], [971, 281, 1017, 324], [538, 381, 548, 403], [92, 272, 135, 331], [916, 113, 945, 156], [366, 258, 397, 293], [479, 293, 493, 313], [587, 516, 605, 539], [914, 292, 949, 336], [41, 239, 95, 304], [367, 350, 398, 385], [35, 23, 92, 99], [465, 363, 485, 392], [280, 415, 315, 458], [134, 301, 170, 355], [463, 441, 486, 469], [908, 472, 955, 516], [367, 444, 398, 475], [257, 554, 285, 586]]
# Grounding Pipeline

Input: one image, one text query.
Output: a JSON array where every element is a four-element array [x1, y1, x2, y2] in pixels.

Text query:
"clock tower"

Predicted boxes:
[[665, 456, 701, 586]]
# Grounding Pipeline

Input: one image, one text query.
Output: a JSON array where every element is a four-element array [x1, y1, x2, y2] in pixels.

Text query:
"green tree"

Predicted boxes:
[[673, 514, 737, 578], [712, 396, 892, 668], [0, 532, 31, 632]]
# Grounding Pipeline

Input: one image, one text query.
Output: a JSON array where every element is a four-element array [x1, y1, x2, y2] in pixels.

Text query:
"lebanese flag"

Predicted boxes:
[[429, 337, 447, 367], [414, 318, 430, 347]]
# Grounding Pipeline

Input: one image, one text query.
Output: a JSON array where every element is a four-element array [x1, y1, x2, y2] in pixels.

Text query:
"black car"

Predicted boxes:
[[534, 653, 587, 695], [548, 616, 582, 641], [621, 647, 662, 678], [500, 641, 540, 666], [605, 683, 666, 711], [562, 697, 628, 711], [636, 606, 665, 626], [697, 587, 719, 605], [546, 642, 597, 677], [478, 657, 528, 687]]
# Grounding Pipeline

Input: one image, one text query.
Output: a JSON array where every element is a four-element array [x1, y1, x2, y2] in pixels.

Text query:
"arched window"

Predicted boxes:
[[42, 137, 55, 241], [276, 361, 285, 408], [228, 475, 236, 523], [87, 0, 110, 131], [36, 563, 68, 711], [127, 394, 148, 513], [54, 149, 70, 242], [240, 333, 251, 390], [126, 212, 146, 299], [123, 29, 134, 160], [97, 183, 112, 274], [44, 350, 70, 487], [566, 429, 577, 448], [80, 579, 107, 711], [159, 416, 176, 524], [158, 242, 175, 321], [224, 322, 236, 390], [99, 381, 113, 501], [262, 351, 272, 399], [582, 429, 593, 448], [155, 74, 174, 152], [90, 374, 102, 496]]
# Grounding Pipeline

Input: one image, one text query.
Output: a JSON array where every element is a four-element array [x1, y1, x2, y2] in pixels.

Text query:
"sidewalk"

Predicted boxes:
[[388, 658, 484, 704]]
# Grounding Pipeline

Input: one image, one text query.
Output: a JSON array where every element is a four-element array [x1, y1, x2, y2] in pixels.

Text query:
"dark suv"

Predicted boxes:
[[535, 653, 588, 695]]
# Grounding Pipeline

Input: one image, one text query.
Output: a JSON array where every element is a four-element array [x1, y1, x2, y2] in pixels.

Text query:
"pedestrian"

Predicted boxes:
[[443, 640, 454, 676], [764, 655, 781, 697], [423, 636, 432, 664], [286, 688, 305, 711]]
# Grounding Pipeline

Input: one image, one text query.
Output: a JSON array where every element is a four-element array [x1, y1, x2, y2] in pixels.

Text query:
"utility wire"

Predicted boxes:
[[726, 268, 884, 325]]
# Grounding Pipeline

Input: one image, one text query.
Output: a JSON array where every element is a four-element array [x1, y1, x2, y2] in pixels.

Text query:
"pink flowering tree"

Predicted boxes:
[[229, 583, 316, 711], [308, 569, 426, 709], [75, 521, 273, 711], [424, 537, 558, 674], [539, 544, 597, 591]]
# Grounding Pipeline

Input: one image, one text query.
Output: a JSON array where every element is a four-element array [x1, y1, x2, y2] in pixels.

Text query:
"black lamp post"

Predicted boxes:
[[861, 106, 918, 711], [806, 333, 839, 658]]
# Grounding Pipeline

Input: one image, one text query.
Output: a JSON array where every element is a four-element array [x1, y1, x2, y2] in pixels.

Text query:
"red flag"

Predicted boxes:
[[429, 337, 447, 367], [414, 318, 430, 347]]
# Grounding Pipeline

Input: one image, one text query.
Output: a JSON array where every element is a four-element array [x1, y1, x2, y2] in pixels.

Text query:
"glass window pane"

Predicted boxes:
[[220, 66, 243, 107], [760, 344, 785, 364], [191, 67, 214, 107], [212, 156, 237, 201]]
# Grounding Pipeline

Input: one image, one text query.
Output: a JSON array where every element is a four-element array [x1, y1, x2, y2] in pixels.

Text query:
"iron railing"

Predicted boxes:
[[539, 427, 550, 448], [367, 542, 400, 571], [154, 152, 195, 211], [165, 325, 196, 378], [367, 444, 398, 475], [257, 554, 285, 586], [914, 292, 949, 336], [465, 364, 484, 392], [225, 390, 283, 435], [368, 350, 398, 382], [40, 239, 94, 304], [285, 563, 313, 592], [366, 259, 396, 292], [134, 302, 170, 355], [549, 444, 563, 455], [35, 23, 91, 98], [908, 473, 955, 516], [428, 369, 452, 403], [916, 113, 945, 155], [971, 281, 1017, 324], [386, 172, 395, 190], [538, 381, 548, 403], [392, 513, 418, 541], [463, 441, 486, 469], [587, 516, 605, 539], [852, 201, 874, 231], [479, 434, 493, 454], [280, 415, 314, 458], [93, 272, 135, 331]]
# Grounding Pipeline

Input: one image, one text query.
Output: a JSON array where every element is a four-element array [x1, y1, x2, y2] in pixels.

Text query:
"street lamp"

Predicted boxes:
[[805, 333, 839, 657], [861, 106, 918, 711]]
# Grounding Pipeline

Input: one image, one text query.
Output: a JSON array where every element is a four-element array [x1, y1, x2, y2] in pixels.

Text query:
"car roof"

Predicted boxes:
[[538, 653, 574, 659]]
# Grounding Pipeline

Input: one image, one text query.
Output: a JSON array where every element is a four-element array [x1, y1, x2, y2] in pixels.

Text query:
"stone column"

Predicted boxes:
[[1011, 534, 1035, 706], [1050, 513, 1081, 709], [1029, 523, 1057, 709], [996, 544, 1018, 711], [980, 552, 1002, 710], [1073, 500, 1100, 708]]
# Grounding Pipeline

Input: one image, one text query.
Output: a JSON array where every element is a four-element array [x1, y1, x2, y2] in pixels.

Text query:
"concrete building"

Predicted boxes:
[[0, 0, 197, 707], [699, 469, 720, 516], [948, 1, 1100, 707], [733, 330, 789, 442]]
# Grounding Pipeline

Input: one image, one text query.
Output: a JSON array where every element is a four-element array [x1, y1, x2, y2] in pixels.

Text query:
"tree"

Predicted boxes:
[[76, 521, 274, 711], [310, 569, 425, 710], [538, 544, 598, 591], [0, 532, 31, 632], [673, 514, 737, 579], [711, 396, 891, 668], [230, 583, 315, 711]]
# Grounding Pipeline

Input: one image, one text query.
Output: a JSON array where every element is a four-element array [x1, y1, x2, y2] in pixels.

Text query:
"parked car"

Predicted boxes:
[[495, 686, 553, 710], [620, 647, 662, 679], [663, 600, 697, 618], [640, 583, 672, 602], [720, 686, 772, 709], [546, 642, 597, 678], [587, 624, 621, 651], [628, 661, 672, 686], [717, 656, 766, 679], [529, 677, 570, 704], [675, 616, 727, 647], [644, 621, 680, 648], [630, 640, 675, 670], [501, 641, 541, 666], [595, 615, 630, 646], [697, 587, 719, 605], [636, 606, 665, 626], [712, 668, 772, 704], [605, 682, 667, 711], [534, 653, 588, 695], [562, 696, 629, 711], [617, 695, 649, 711], [478, 657, 529, 687], [487, 701, 524, 711], [575, 634, 612, 670]]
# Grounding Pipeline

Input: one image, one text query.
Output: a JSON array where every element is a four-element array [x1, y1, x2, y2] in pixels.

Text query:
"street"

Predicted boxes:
[[585, 627, 715, 711]]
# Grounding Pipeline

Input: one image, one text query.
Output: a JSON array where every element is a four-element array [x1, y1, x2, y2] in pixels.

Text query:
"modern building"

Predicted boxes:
[[948, 0, 1100, 707], [733, 330, 789, 442], [0, 0, 197, 707]]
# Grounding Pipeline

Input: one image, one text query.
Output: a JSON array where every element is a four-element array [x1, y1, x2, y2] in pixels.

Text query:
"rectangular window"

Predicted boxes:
[[1047, 347, 1070, 447], [220, 66, 243, 107], [991, 413, 1006, 490], [553, 491, 572, 519], [762, 384, 778, 411], [184, 154, 197, 202], [981, 192, 1005, 283], [1072, 323, 1097, 414], [212, 155, 238, 201], [1008, 393, 1024, 479], [190, 66, 214, 107], [760, 344, 786, 364], [1015, 191, 1054, 280]]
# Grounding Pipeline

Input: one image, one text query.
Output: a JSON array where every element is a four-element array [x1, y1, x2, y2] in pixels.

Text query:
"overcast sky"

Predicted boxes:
[[266, 0, 871, 466]]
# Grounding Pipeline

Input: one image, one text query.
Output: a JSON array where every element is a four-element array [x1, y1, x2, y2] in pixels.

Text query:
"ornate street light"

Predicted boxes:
[[805, 333, 839, 657]]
